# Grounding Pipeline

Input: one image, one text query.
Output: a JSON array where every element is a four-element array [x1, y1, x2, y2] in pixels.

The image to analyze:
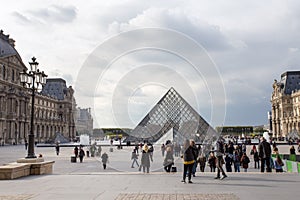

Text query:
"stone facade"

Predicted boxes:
[[271, 71, 300, 138], [0, 30, 76, 145], [75, 107, 93, 135]]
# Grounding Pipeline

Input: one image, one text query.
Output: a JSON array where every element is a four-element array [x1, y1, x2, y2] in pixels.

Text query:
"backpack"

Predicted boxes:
[[234, 154, 240, 163]]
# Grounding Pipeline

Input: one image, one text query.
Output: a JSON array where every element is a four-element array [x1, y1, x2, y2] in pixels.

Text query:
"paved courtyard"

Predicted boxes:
[[0, 144, 299, 200]]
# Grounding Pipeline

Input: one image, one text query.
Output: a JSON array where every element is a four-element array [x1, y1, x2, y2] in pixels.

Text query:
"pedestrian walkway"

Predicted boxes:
[[0, 144, 299, 200], [115, 193, 239, 200]]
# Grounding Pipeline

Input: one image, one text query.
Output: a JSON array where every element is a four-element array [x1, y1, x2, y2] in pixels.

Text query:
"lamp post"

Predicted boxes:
[[20, 57, 47, 158]]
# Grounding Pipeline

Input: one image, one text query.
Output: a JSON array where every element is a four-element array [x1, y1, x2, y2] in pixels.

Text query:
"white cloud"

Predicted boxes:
[[1, 0, 300, 127]]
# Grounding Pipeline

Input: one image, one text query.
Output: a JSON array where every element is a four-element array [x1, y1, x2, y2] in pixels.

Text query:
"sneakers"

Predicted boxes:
[[188, 180, 193, 184], [214, 177, 220, 179], [220, 175, 227, 180], [181, 180, 186, 183]]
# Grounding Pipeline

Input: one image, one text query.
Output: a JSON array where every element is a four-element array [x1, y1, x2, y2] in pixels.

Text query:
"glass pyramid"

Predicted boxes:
[[126, 87, 219, 151]]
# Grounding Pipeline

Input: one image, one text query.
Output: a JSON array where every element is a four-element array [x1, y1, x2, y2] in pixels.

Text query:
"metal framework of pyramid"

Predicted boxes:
[[125, 88, 219, 146]]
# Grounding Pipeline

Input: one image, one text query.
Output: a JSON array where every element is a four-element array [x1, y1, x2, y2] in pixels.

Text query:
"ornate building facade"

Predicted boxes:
[[271, 71, 300, 138], [0, 30, 76, 145]]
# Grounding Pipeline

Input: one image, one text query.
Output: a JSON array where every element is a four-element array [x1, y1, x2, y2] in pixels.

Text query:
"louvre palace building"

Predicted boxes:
[[271, 71, 300, 138], [0, 30, 76, 145]]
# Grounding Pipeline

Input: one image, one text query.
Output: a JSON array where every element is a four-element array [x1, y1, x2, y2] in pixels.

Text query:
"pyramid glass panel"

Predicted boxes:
[[125, 87, 220, 152]]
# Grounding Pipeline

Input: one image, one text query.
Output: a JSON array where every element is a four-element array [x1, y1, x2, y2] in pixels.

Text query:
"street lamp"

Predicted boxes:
[[20, 57, 47, 158]]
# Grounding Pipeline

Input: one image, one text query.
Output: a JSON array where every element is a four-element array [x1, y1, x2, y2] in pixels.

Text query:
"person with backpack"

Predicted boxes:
[[240, 152, 250, 172], [274, 153, 284, 173], [214, 138, 227, 180]]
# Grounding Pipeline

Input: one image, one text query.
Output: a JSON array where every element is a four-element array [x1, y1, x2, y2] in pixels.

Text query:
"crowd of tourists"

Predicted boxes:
[[67, 135, 298, 183], [157, 136, 298, 183]]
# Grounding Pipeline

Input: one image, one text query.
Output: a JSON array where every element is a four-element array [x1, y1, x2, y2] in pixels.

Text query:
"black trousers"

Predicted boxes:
[[183, 163, 194, 181], [216, 156, 226, 177], [261, 158, 271, 172], [164, 164, 172, 172]]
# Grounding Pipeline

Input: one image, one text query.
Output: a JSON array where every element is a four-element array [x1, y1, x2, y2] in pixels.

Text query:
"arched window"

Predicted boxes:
[[2, 65, 6, 79], [12, 69, 15, 81]]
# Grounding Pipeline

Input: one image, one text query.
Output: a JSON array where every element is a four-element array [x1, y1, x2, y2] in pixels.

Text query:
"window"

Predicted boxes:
[[12, 69, 14, 81], [2, 65, 5, 79]]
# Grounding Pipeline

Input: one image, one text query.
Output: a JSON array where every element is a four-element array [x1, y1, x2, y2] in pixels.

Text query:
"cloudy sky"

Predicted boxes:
[[1, 0, 300, 128]]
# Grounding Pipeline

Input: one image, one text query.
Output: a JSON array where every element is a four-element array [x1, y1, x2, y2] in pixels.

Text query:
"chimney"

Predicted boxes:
[[9, 38, 15, 47], [0, 30, 15, 47]]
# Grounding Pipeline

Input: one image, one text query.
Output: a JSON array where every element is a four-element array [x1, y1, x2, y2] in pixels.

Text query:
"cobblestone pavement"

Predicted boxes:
[[115, 193, 239, 200]]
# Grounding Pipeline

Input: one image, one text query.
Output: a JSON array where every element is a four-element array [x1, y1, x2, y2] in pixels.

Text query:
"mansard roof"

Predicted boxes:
[[0, 30, 18, 58], [280, 71, 300, 95], [41, 78, 68, 100]]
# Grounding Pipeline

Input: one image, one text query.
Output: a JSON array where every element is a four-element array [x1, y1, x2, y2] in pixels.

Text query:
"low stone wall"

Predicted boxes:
[[0, 160, 55, 180], [0, 163, 31, 180], [30, 161, 55, 175]]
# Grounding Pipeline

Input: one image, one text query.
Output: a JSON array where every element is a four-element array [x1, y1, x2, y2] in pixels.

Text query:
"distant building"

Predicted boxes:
[[216, 126, 253, 136], [271, 71, 300, 138], [0, 30, 76, 145], [75, 107, 93, 135], [41, 78, 77, 142]]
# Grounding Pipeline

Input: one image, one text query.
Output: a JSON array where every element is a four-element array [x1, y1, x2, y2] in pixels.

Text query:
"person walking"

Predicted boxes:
[[240, 152, 250, 172], [140, 144, 153, 173], [55, 142, 60, 156], [101, 152, 109, 169], [74, 146, 79, 158], [258, 137, 272, 172], [25, 140, 28, 150], [131, 150, 139, 168], [97, 145, 102, 157], [214, 138, 227, 180], [79, 146, 85, 163], [181, 139, 196, 183], [161, 144, 166, 157], [163, 146, 174, 172]]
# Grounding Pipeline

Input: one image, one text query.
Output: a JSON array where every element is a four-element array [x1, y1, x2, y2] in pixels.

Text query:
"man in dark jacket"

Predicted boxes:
[[258, 137, 272, 172]]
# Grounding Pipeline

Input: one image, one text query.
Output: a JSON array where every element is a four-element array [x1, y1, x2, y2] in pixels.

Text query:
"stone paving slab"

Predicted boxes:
[[0, 144, 299, 200], [0, 194, 35, 200], [115, 193, 239, 200]]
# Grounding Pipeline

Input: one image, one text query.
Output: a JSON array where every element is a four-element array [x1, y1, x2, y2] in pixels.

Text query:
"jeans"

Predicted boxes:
[[192, 161, 197, 175], [234, 163, 240, 172]]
